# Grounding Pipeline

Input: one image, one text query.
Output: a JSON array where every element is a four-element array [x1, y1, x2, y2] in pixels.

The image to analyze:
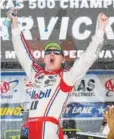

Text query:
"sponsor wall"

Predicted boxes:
[[62, 71, 114, 133], [1, 71, 114, 138]]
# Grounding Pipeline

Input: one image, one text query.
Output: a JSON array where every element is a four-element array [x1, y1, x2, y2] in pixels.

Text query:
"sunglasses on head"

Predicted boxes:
[[45, 49, 63, 56]]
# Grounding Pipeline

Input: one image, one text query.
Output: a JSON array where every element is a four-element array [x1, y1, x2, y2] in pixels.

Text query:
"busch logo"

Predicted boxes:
[[39, 89, 51, 99]]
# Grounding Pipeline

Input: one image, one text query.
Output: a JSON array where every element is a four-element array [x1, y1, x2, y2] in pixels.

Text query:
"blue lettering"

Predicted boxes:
[[39, 89, 51, 99], [39, 92, 44, 99], [0, 95, 13, 99]]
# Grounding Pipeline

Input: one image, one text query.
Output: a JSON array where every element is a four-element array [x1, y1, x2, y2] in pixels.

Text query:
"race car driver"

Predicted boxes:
[[9, 11, 108, 139]]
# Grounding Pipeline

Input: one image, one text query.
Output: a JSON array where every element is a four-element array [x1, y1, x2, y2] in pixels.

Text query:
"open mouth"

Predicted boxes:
[[50, 58, 54, 63]]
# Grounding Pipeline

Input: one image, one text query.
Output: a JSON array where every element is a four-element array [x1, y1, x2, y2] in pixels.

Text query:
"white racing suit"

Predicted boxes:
[[12, 28, 104, 139]]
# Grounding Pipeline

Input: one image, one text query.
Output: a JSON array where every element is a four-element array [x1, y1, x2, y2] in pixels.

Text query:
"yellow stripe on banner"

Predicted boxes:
[[4, 130, 20, 139], [63, 128, 81, 132]]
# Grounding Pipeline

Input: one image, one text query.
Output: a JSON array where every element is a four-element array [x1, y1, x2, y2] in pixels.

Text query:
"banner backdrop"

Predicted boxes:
[[68, 73, 114, 103], [1, 73, 32, 104], [1, 0, 114, 70]]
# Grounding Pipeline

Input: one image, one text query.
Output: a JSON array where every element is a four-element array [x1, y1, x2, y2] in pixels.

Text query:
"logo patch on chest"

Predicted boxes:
[[44, 78, 56, 87]]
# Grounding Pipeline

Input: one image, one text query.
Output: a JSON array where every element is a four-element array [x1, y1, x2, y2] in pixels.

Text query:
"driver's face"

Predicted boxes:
[[44, 48, 63, 72]]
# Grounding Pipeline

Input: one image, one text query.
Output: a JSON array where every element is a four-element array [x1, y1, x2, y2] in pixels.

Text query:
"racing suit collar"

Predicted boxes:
[[44, 68, 63, 74]]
